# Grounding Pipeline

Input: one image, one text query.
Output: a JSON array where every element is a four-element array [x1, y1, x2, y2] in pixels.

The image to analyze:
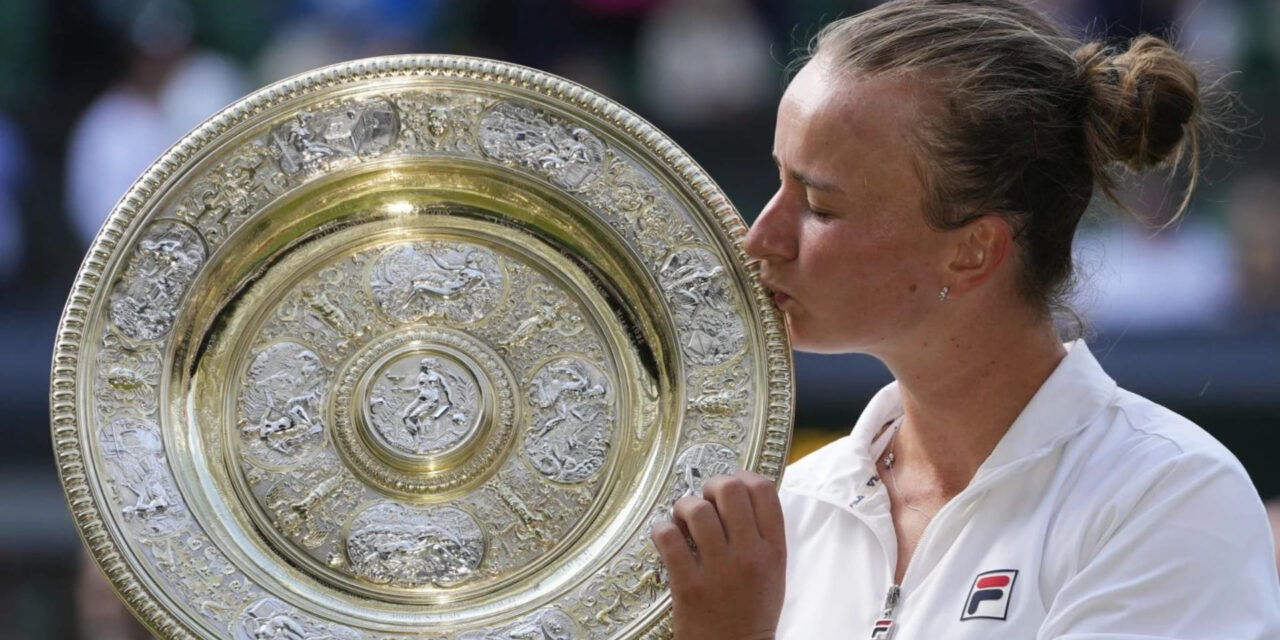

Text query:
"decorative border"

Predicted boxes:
[[50, 54, 793, 639]]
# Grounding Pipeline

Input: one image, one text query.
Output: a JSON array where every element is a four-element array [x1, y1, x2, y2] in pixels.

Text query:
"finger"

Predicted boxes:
[[673, 495, 727, 558], [701, 474, 760, 544], [740, 471, 786, 545], [650, 520, 698, 582]]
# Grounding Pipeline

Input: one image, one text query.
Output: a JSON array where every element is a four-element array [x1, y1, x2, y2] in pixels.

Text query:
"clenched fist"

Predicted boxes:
[[650, 471, 786, 640]]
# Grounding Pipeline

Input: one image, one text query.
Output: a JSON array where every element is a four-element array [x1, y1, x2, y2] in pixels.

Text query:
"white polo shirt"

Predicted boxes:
[[777, 341, 1280, 639]]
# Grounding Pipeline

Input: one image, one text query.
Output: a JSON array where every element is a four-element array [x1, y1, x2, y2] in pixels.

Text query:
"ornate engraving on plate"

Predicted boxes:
[[98, 416, 187, 537], [479, 101, 605, 191], [393, 91, 486, 155], [345, 503, 485, 588], [458, 607, 580, 640], [174, 142, 291, 248], [56, 57, 791, 640], [570, 545, 666, 632], [235, 598, 360, 640], [108, 220, 207, 341], [369, 354, 481, 455], [672, 443, 739, 499], [95, 332, 162, 417], [658, 247, 746, 366], [499, 282, 585, 352], [259, 458, 364, 551], [525, 358, 613, 483], [275, 262, 377, 356], [370, 242, 504, 324], [239, 341, 329, 466], [688, 362, 751, 443], [270, 96, 399, 176]]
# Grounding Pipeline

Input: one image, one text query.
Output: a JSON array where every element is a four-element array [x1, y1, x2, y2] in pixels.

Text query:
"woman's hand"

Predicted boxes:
[[650, 471, 787, 640]]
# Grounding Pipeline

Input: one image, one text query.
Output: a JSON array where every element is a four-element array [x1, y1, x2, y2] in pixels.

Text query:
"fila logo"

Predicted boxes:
[[961, 569, 1018, 621], [868, 619, 894, 639]]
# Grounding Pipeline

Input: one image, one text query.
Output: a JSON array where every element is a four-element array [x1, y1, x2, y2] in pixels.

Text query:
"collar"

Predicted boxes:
[[784, 340, 1118, 504]]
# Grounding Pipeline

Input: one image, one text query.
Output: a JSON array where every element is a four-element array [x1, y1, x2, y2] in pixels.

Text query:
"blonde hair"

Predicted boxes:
[[810, 0, 1206, 312]]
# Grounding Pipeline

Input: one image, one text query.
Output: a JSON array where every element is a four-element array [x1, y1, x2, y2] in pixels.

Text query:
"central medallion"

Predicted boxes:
[[365, 351, 483, 459], [334, 326, 518, 498]]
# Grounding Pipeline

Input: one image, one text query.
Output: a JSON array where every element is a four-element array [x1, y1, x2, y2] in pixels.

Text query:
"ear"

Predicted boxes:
[[943, 215, 1013, 296]]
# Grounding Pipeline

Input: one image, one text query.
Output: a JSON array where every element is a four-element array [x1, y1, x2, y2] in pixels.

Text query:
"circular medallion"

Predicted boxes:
[[52, 55, 793, 639]]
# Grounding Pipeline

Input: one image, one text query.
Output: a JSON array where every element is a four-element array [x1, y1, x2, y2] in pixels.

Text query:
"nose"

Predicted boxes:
[[743, 188, 796, 262]]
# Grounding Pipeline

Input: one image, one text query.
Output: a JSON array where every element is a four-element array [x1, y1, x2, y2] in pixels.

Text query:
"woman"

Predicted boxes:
[[649, 1, 1280, 638]]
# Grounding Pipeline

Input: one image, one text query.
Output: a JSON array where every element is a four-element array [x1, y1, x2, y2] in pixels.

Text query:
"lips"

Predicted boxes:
[[759, 278, 791, 307]]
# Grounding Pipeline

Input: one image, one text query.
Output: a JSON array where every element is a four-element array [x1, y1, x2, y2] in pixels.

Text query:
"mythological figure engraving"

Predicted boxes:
[[98, 416, 187, 536], [235, 598, 359, 640], [458, 608, 580, 640], [394, 91, 485, 154], [371, 242, 504, 323], [369, 354, 481, 455], [525, 359, 613, 483], [346, 503, 485, 588], [270, 97, 399, 175], [239, 342, 328, 465], [500, 282, 585, 351], [658, 248, 746, 366], [673, 443, 739, 499], [479, 102, 604, 191], [108, 220, 207, 341]]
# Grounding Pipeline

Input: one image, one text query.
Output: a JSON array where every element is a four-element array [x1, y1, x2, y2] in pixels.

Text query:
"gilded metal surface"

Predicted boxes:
[[52, 55, 793, 639]]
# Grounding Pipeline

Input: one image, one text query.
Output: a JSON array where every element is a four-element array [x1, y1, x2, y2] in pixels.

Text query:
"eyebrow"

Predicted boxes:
[[772, 152, 845, 194]]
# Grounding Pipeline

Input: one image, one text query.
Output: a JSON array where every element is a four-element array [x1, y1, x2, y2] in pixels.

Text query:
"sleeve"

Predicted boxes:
[[1037, 450, 1280, 640]]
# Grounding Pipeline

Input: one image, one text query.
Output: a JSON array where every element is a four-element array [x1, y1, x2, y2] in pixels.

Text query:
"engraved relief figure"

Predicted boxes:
[[658, 247, 746, 366], [98, 416, 186, 536], [672, 443, 739, 499], [108, 220, 207, 341], [369, 355, 481, 455], [235, 598, 359, 640], [262, 461, 361, 550], [524, 358, 613, 483], [479, 102, 604, 191], [370, 242, 504, 323], [94, 332, 161, 416], [276, 263, 373, 353], [270, 97, 399, 175], [346, 503, 485, 588], [394, 91, 484, 154], [577, 548, 666, 629], [500, 282, 585, 351], [239, 342, 328, 466], [458, 608, 580, 640]]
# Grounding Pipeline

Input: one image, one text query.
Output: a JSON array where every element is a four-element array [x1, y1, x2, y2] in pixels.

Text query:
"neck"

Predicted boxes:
[[875, 306, 1066, 497]]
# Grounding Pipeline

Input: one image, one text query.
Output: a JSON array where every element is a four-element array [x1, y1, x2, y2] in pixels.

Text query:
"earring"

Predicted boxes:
[[938, 286, 950, 301]]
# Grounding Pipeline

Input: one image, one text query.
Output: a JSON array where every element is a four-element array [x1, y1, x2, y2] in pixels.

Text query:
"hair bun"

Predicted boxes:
[[1074, 35, 1200, 172]]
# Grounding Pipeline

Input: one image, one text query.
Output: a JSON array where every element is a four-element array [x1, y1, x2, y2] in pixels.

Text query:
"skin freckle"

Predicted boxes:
[[908, 284, 918, 293]]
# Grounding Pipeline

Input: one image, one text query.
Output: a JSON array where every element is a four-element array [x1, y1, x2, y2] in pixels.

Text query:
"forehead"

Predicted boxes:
[[776, 61, 923, 170]]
